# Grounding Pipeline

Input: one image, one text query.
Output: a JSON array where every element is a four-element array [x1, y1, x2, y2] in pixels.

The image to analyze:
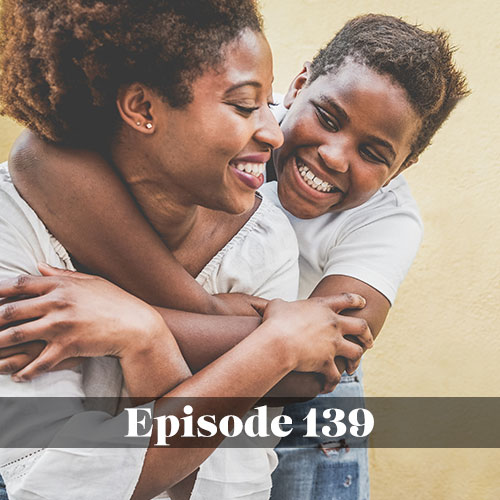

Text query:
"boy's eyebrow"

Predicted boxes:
[[318, 94, 349, 122]]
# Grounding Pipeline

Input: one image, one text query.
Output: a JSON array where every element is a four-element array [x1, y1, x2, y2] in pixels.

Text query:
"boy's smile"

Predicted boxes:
[[273, 60, 421, 219]]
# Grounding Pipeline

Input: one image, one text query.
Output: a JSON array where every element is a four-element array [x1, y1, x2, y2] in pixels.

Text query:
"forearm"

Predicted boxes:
[[132, 321, 294, 499], [262, 357, 346, 405], [156, 308, 336, 403], [120, 323, 192, 400], [262, 371, 323, 404], [155, 307, 262, 372], [9, 131, 218, 314]]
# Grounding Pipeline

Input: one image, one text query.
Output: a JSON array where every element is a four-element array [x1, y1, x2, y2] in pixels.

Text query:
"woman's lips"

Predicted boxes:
[[231, 161, 265, 189]]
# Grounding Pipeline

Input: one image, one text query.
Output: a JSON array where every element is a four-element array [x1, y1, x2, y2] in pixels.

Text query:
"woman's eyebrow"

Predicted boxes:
[[224, 81, 262, 95]]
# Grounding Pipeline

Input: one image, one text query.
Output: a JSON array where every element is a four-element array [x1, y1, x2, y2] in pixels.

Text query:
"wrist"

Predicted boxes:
[[119, 307, 167, 359], [253, 318, 297, 373]]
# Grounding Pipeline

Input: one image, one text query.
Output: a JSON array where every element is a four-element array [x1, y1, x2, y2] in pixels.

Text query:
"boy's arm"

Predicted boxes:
[[304, 188, 423, 371], [309, 275, 390, 374], [311, 275, 390, 338], [8, 130, 247, 315]]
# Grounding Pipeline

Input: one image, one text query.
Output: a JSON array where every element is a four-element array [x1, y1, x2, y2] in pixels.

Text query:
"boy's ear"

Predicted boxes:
[[383, 156, 419, 187], [116, 83, 156, 134], [284, 62, 311, 109]]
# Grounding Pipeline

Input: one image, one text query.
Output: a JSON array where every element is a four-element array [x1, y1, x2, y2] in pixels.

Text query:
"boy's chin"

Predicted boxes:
[[280, 195, 329, 220]]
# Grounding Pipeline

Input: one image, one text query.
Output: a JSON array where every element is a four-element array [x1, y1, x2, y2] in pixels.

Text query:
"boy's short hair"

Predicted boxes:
[[309, 14, 470, 165]]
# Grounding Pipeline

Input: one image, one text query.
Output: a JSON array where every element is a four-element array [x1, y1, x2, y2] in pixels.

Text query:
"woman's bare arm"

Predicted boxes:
[[0, 269, 372, 498], [0, 268, 372, 396]]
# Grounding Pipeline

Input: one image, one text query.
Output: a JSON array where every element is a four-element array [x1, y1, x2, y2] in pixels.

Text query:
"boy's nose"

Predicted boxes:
[[318, 139, 349, 174]]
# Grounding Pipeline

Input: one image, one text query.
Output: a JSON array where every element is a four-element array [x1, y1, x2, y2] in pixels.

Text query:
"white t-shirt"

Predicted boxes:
[[0, 162, 299, 499], [260, 178, 422, 303]]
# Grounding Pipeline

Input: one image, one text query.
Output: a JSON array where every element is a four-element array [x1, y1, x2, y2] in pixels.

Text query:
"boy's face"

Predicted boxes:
[[273, 61, 421, 219]]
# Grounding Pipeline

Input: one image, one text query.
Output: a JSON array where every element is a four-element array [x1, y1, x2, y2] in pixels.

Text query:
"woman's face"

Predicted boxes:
[[149, 29, 283, 215]]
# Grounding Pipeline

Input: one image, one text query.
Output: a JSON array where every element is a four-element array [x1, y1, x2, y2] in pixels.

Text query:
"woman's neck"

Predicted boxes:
[[110, 141, 199, 251]]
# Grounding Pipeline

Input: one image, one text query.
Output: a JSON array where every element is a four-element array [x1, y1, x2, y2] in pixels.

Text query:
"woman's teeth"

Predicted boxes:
[[234, 162, 265, 178], [297, 163, 336, 193]]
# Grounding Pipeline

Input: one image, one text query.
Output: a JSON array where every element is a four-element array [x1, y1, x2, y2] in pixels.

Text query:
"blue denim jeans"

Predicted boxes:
[[0, 474, 8, 500], [271, 370, 369, 500]]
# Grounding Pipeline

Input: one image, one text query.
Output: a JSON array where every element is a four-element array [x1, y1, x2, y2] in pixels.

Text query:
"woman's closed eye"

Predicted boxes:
[[231, 103, 260, 116]]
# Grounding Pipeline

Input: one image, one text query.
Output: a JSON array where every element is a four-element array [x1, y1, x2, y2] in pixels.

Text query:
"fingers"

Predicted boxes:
[[319, 360, 342, 394], [0, 340, 45, 359], [37, 263, 91, 279], [320, 293, 366, 313], [250, 296, 269, 317], [0, 274, 56, 299], [336, 338, 364, 365], [339, 316, 373, 350], [259, 298, 286, 319], [12, 345, 61, 381], [0, 319, 50, 348], [0, 296, 55, 329], [0, 353, 34, 375], [345, 357, 361, 375]]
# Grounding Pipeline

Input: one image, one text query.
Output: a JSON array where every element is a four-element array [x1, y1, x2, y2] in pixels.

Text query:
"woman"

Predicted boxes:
[[0, 1, 370, 499]]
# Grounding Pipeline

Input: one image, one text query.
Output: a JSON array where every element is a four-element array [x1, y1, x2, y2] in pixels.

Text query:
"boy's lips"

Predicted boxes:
[[293, 156, 344, 198]]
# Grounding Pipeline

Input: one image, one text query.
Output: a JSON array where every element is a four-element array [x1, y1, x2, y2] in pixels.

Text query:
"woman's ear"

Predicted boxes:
[[283, 62, 311, 109], [116, 83, 156, 134]]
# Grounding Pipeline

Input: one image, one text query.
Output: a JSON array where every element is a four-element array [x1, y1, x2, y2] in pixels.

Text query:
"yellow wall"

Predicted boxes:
[[260, 1, 499, 499], [0, 1, 498, 498]]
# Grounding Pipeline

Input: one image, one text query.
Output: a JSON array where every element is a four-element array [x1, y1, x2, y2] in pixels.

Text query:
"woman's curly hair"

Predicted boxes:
[[309, 14, 470, 165], [0, 0, 262, 147]]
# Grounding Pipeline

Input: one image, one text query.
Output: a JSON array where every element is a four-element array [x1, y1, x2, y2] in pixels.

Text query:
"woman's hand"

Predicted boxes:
[[0, 263, 168, 381], [258, 294, 373, 394], [0, 341, 82, 377]]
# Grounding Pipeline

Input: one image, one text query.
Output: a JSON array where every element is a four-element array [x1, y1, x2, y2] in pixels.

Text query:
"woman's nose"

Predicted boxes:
[[254, 106, 284, 149]]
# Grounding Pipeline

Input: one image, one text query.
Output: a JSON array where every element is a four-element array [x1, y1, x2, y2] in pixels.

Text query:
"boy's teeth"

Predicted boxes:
[[235, 162, 265, 178], [297, 162, 335, 193]]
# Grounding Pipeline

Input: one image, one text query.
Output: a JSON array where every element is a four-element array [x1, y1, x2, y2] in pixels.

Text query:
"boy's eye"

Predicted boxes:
[[361, 147, 387, 165], [315, 106, 339, 132]]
